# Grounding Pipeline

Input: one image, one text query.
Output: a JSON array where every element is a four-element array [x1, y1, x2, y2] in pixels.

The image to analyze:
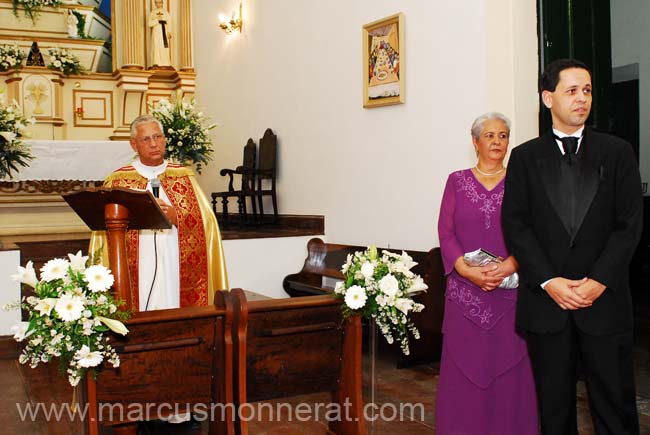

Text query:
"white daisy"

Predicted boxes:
[[74, 345, 103, 368], [40, 258, 70, 281], [344, 285, 367, 310], [54, 294, 84, 322], [83, 265, 114, 292]]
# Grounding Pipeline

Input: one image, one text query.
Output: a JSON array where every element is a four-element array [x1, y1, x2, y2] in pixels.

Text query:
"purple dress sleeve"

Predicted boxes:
[[438, 173, 464, 275]]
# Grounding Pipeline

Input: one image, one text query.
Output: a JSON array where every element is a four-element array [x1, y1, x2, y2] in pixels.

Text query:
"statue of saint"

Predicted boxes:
[[26, 42, 45, 67], [66, 9, 80, 39], [148, 0, 172, 68]]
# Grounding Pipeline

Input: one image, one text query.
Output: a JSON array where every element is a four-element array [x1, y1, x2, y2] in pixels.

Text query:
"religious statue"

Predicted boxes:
[[66, 9, 80, 39], [148, 0, 172, 68], [26, 42, 45, 67]]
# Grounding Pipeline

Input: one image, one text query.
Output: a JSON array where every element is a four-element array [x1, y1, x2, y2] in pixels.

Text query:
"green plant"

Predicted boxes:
[[8, 252, 130, 387], [0, 101, 34, 179], [0, 43, 26, 72], [334, 245, 427, 355], [12, 0, 62, 23], [47, 47, 83, 76], [149, 95, 216, 173]]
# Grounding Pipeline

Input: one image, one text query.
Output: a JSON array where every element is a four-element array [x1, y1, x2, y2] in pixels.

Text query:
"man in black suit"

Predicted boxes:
[[502, 58, 642, 435]]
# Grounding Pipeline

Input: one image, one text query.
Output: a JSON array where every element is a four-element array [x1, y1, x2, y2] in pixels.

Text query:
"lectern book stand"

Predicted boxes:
[[63, 187, 170, 309], [63, 188, 235, 435]]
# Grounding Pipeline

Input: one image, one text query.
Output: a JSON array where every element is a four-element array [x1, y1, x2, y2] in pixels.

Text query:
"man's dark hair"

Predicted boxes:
[[541, 58, 592, 92]]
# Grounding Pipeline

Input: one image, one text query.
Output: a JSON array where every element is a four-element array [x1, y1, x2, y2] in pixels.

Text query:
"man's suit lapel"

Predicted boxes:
[[535, 129, 601, 241], [572, 129, 600, 241], [536, 132, 573, 236]]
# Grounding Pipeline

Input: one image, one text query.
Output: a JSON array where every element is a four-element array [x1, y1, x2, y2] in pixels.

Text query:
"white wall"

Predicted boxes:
[[610, 0, 650, 186], [0, 249, 20, 335], [192, 0, 538, 251], [222, 236, 316, 298]]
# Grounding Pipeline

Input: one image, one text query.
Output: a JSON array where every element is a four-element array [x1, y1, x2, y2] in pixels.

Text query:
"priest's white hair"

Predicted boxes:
[[130, 114, 164, 138]]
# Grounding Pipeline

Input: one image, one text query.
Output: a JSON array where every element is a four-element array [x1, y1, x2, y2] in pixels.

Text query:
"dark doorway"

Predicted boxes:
[[611, 79, 640, 161]]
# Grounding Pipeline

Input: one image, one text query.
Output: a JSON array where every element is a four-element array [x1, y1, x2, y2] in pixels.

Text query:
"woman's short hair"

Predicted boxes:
[[470, 112, 511, 139], [130, 114, 164, 139]]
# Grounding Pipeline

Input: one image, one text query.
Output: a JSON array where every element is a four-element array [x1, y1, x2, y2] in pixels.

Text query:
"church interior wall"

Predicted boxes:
[[191, 0, 539, 251]]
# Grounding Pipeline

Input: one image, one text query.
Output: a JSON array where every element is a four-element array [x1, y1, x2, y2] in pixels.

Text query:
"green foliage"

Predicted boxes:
[[12, 0, 62, 23], [334, 248, 428, 355]]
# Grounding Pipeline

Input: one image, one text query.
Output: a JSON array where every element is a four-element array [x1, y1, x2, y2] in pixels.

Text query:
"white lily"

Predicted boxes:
[[11, 260, 38, 288], [96, 316, 129, 335], [67, 250, 88, 272]]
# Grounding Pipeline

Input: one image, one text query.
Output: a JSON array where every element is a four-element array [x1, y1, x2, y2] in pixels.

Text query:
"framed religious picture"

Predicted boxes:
[[362, 13, 405, 108]]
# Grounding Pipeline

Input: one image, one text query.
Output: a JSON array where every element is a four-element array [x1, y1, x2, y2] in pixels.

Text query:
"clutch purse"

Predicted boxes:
[[463, 248, 519, 289]]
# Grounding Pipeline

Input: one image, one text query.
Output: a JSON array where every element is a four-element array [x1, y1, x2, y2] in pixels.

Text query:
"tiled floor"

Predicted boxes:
[[3, 295, 649, 434]]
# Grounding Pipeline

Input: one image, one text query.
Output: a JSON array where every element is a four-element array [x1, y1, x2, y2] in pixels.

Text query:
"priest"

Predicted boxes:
[[90, 114, 228, 310]]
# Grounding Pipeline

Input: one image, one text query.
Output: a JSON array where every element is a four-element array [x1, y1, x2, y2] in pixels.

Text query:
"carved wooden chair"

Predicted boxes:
[[211, 138, 257, 223], [252, 128, 278, 221]]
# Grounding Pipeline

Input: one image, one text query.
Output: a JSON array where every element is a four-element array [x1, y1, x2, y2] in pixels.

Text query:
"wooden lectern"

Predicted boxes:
[[63, 187, 171, 308], [63, 188, 235, 435]]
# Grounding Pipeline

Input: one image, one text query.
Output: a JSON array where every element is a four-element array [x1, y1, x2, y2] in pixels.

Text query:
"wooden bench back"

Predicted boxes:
[[85, 292, 235, 435], [230, 289, 365, 435], [282, 237, 445, 367]]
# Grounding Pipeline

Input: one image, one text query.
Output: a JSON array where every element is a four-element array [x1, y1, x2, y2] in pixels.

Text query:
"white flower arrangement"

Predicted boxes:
[[149, 94, 216, 173], [0, 43, 26, 72], [6, 251, 130, 387], [46, 47, 83, 76], [12, 0, 62, 23], [0, 100, 35, 179], [334, 245, 428, 355]]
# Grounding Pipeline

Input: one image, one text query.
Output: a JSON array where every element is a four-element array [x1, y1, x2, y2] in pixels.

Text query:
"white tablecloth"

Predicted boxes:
[[5, 140, 134, 181]]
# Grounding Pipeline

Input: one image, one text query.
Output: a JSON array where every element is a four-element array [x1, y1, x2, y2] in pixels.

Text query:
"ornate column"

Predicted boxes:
[[121, 0, 145, 69], [178, 0, 194, 72]]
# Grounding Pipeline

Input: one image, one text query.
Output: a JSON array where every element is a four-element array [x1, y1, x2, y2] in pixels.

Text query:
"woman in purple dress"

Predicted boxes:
[[435, 112, 538, 435]]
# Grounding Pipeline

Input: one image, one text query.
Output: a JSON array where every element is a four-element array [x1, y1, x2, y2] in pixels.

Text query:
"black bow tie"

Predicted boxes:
[[556, 135, 579, 163]]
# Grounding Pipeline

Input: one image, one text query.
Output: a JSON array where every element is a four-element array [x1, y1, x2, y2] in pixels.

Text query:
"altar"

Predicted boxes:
[[0, 139, 132, 239]]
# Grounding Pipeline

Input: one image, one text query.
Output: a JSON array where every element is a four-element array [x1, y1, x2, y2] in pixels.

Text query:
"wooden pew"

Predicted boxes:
[[282, 237, 445, 367], [83, 291, 235, 435], [230, 289, 365, 435]]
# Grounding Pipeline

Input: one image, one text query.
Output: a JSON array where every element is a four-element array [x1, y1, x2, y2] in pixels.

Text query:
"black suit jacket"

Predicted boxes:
[[502, 128, 643, 335]]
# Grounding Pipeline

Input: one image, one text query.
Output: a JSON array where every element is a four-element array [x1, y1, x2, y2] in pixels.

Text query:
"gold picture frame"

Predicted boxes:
[[362, 13, 405, 108]]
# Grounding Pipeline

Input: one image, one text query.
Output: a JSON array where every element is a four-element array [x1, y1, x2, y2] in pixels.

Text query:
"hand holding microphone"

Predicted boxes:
[[150, 178, 177, 226]]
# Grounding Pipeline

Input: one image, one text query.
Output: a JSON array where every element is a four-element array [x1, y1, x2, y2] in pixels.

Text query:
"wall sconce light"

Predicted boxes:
[[219, 1, 243, 34]]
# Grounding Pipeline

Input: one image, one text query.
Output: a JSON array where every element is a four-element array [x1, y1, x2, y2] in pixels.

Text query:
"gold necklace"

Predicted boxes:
[[474, 165, 505, 176]]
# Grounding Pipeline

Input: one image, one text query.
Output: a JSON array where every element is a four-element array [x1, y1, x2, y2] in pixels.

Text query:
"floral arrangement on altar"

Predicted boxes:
[[46, 47, 83, 76], [6, 251, 130, 387], [149, 94, 216, 174], [0, 44, 26, 72], [12, 0, 62, 23], [334, 245, 428, 355], [0, 100, 34, 179]]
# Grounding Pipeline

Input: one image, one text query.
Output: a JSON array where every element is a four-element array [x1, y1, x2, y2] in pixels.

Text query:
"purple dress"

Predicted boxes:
[[435, 169, 538, 435]]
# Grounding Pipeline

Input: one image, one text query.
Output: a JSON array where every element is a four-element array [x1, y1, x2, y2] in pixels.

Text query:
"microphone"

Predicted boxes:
[[150, 178, 160, 198]]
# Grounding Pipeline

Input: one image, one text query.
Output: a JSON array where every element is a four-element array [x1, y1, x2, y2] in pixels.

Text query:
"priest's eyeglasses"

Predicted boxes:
[[137, 134, 165, 145]]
